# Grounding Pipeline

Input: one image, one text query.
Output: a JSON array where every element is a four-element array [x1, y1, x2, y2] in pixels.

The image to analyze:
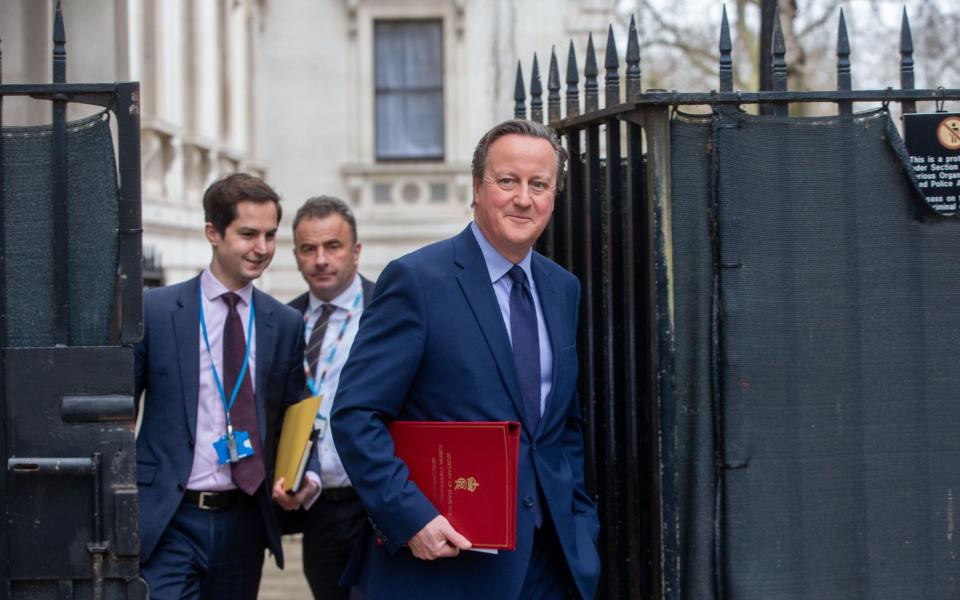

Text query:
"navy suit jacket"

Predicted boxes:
[[134, 275, 305, 567], [331, 226, 601, 599]]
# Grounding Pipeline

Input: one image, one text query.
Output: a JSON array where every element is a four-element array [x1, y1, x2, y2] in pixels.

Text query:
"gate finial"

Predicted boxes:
[[604, 24, 620, 108], [771, 5, 788, 116], [531, 54, 543, 123], [53, 0, 66, 84], [836, 8, 852, 115], [719, 5, 733, 93], [900, 7, 916, 115], [626, 15, 641, 101], [566, 40, 580, 118], [514, 60, 527, 120], [771, 6, 787, 92], [585, 33, 599, 113], [548, 47, 561, 123]]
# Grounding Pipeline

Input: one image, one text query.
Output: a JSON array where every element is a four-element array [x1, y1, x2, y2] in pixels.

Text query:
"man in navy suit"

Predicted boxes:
[[332, 119, 601, 599], [135, 173, 306, 599]]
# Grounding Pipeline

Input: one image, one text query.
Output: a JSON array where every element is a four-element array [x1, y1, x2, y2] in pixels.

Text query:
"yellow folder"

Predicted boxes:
[[274, 394, 322, 493]]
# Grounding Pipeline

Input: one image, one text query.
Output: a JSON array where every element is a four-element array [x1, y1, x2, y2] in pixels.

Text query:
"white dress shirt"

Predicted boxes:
[[187, 268, 257, 491], [304, 273, 364, 492]]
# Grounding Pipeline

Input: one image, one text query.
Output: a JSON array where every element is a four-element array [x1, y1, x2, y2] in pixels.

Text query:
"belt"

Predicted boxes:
[[182, 489, 242, 511], [321, 486, 357, 503]]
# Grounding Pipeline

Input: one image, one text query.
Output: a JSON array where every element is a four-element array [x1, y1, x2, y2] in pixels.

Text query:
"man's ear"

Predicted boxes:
[[204, 222, 220, 246]]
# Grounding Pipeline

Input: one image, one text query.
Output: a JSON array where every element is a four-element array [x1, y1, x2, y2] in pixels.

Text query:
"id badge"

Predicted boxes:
[[315, 414, 328, 440], [213, 430, 255, 464]]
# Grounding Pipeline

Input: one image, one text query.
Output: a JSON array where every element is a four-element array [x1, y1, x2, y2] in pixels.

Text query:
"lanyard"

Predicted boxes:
[[303, 290, 363, 397], [199, 287, 255, 434]]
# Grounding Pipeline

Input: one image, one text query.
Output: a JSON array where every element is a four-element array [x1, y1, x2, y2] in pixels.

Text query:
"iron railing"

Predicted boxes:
[[514, 7, 960, 599]]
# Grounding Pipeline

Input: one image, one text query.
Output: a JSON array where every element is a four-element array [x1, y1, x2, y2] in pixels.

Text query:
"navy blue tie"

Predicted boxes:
[[508, 266, 541, 433]]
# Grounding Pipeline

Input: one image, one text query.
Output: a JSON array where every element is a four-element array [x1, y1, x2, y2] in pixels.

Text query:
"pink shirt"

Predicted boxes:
[[186, 268, 257, 491]]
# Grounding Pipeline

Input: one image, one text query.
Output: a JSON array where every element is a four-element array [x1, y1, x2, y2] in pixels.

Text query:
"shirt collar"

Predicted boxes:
[[201, 267, 254, 305], [308, 273, 362, 315], [470, 221, 533, 284]]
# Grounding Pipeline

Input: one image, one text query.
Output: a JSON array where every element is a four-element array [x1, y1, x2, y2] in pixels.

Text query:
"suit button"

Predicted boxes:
[[523, 496, 534, 508], [531, 442, 537, 451], [177, 483, 185, 492], [188, 440, 195, 449]]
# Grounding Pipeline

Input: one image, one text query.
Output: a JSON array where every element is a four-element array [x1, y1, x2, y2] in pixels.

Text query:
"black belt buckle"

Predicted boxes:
[[184, 489, 236, 511]]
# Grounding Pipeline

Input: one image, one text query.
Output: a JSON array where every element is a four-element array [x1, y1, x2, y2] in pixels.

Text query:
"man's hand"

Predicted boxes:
[[271, 476, 319, 511], [407, 515, 472, 560]]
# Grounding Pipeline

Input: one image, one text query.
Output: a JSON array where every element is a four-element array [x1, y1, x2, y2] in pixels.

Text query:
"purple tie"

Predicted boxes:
[[221, 292, 265, 495]]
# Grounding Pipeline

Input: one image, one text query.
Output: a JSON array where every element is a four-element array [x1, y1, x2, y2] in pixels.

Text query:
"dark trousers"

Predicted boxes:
[[519, 517, 578, 600], [302, 491, 367, 599], [141, 495, 266, 600]]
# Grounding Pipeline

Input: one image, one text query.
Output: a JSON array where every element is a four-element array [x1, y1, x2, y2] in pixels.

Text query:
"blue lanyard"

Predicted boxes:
[[304, 290, 362, 397], [199, 287, 255, 433]]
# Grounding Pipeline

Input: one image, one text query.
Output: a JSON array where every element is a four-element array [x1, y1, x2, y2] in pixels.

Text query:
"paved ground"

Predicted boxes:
[[259, 535, 313, 599]]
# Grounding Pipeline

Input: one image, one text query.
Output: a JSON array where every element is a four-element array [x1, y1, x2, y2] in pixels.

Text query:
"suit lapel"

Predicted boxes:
[[361, 275, 376, 306], [531, 254, 566, 431], [253, 288, 277, 439], [453, 229, 532, 432], [173, 277, 202, 443], [288, 292, 309, 315]]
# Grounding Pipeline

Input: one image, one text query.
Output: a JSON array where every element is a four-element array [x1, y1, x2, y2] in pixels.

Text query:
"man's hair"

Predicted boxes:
[[203, 173, 282, 235], [292, 195, 358, 244], [470, 119, 568, 192]]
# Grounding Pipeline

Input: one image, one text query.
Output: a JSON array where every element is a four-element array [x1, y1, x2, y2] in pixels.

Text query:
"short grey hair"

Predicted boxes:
[[292, 195, 358, 243], [470, 119, 567, 193]]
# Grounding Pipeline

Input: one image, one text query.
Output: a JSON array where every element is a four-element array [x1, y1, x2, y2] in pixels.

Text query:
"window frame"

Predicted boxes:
[[372, 18, 446, 162]]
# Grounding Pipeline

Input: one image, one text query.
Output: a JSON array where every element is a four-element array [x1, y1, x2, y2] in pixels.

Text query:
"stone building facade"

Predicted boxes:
[[0, 0, 616, 300]]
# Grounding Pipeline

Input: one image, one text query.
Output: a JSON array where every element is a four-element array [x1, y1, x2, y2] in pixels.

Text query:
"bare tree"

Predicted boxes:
[[620, 0, 958, 105]]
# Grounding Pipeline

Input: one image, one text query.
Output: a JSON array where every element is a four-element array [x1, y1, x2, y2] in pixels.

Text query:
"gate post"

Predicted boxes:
[[639, 104, 672, 600]]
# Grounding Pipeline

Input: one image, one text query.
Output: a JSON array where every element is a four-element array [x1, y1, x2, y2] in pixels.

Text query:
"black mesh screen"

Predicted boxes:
[[667, 108, 960, 599], [667, 113, 718, 600], [3, 112, 119, 347]]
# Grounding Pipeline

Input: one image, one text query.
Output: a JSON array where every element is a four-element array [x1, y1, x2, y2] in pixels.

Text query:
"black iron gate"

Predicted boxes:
[[515, 8, 960, 600], [0, 5, 144, 599]]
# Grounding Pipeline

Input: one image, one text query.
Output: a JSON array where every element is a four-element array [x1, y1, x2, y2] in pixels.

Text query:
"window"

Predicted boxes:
[[374, 20, 444, 161]]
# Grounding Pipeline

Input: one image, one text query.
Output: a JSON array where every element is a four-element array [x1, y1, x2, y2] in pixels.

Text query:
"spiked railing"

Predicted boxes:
[[513, 6, 960, 600], [530, 54, 543, 124], [547, 48, 561, 123], [837, 9, 852, 116], [512, 6, 956, 130], [625, 15, 642, 102], [719, 6, 733, 93], [584, 33, 599, 113], [513, 61, 526, 120], [900, 9, 916, 115]]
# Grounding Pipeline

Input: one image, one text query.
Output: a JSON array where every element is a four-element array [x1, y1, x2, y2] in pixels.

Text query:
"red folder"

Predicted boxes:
[[389, 421, 521, 550]]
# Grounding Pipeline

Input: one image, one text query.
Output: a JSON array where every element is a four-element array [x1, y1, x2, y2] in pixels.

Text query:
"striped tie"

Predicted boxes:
[[305, 303, 336, 380]]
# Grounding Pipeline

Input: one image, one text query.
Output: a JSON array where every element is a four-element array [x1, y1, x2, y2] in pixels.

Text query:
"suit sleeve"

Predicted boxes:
[[561, 279, 600, 542], [133, 292, 151, 416], [331, 259, 438, 553]]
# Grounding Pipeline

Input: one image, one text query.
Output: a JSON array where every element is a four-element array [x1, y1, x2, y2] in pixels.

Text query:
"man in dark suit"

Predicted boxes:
[[274, 196, 375, 599], [331, 119, 601, 599], [135, 173, 306, 599]]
